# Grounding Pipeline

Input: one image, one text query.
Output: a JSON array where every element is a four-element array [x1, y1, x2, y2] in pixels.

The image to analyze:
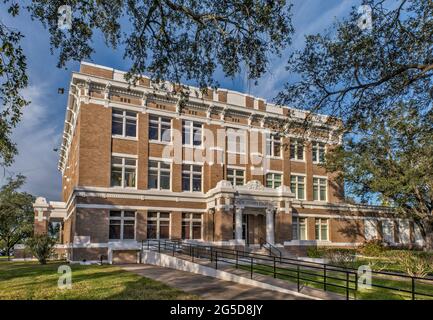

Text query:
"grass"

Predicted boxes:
[[0, 261, 198, 300], [0, 256, 13, 261], [238, 261, 433, 300]]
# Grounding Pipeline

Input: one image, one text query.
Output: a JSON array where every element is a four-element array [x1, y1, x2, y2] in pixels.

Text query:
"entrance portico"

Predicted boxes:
[[207, 180, 295, 246]]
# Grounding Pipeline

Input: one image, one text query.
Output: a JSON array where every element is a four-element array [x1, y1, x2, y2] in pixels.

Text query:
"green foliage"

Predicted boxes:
[[0, 175, 34, 257], [26, 234, 56, 265], [326, 102, 433, 249], [0, 18, 28, 166], [306, 246, 325, 258], [27, 1, 293, 87], [395, 251, 433, 278], [324, 249, 357, 269], [358, 239, 386, 257], [278, 0, 433, 130]]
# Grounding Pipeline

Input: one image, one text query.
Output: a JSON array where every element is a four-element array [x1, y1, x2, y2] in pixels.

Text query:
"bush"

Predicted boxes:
[[26, 234, 56, 264], [358, 239, 386, 257], [395, 251, 433, 278], [324, 249, 357, 269], [307, 246, 326, 258]]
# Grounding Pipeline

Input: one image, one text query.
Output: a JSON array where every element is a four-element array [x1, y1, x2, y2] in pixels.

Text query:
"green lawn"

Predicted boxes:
[[0, 261, 198, 300], [238, 262, 433, 300]]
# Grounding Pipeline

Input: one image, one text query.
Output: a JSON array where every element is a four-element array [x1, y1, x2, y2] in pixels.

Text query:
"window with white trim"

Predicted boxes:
[[111, 156, 136, 188], [109, 210, 135, 240], [227, 129, 246, 154], [312, 142, 325, 163], [315, 218, 329, 241], [149, 115, 171, 142], [182, 164, 202, 192], [313, 177, 327, 201], [266, 173, 282, 188], [290, 175, 305, 200], [290, 139, 304, 160], [183, 120, 202, 146], [148, 160, 170, 190], [266, 133, 281, 157], [112, 109, 137, 137], [182, 213, 202, 239], [227, 168, 245, 186], [292, 217, 307, 240], [147, 212, 170, 239]]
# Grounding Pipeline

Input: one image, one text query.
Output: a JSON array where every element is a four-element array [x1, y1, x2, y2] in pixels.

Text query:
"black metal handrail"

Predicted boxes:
[[259, 237, 283, 261], [141, 239, 433, 300]]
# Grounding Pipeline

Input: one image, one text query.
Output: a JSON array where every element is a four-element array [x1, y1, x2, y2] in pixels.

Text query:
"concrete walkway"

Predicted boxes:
[[122, 264, 309, 300]]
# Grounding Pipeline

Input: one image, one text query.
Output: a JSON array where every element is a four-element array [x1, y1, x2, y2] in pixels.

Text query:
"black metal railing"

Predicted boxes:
[[141, 239, 433, 300], [142, 239, 357, 299], [259, 237, 283, 261]]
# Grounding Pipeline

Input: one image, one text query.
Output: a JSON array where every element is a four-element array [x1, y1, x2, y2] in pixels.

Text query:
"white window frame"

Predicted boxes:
[[111, 156, 137, 188], [290, 139, 305, 161], [183, 120, 203, 147], [182, 164, 203, 192], [227, 128, 246, 154], [315, 218, 329, 241], [109, 210, 136, 241], [266, 133, 282, 158], [147, 212, 170, 239], [312, 141, 326, 163], [266, 172, 282, 189], [182, 213, 203, 240], [149, 115, 172, 143], [227, 167, 245, 186], [292, 217, 307, 241], [290, 174, 305, 200], [313, 177, 328, 202], [148, 160, 171, 190], [112, 108, 137, 138]]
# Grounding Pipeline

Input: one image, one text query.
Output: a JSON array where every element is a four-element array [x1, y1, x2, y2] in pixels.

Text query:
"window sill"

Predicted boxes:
[[112, 135, 138, 141], [183, 145, 204, 150], [290, 159, 306, 163], [265, 155, 283, 160], [227, 151, 246, 155], [149, 140, 172, 145]]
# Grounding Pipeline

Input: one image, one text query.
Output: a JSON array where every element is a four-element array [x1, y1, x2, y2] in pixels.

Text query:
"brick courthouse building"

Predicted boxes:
[[18, 62, 424, 263]]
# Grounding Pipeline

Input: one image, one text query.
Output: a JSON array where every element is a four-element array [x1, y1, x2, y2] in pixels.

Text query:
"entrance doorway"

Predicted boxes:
[[242, 212, 266, 245]]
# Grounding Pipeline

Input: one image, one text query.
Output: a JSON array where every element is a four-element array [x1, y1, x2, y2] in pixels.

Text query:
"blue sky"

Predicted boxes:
[[0, 0, 359, 200]]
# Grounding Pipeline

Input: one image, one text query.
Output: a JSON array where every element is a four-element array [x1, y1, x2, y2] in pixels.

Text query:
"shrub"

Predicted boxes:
[[307, 246, 325, 258], [396, 251, 433, 278], [26, 234, 56, 264], [324, 249, 357, 269], [358, 239, 386, 257]]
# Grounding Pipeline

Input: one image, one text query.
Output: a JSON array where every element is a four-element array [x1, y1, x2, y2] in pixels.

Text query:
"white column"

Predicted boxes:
[[266, 208, 275, 244], [235, 207, 243, 241]]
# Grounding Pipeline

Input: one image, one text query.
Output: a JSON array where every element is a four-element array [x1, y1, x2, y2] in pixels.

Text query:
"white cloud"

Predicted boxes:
[[1, 83, 63, 200]]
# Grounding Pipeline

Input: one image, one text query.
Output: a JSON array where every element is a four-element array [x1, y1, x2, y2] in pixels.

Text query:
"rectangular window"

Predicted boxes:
[[266, 133, 282, 157], [313, 177, 327, 201], [109, 210, 136, 240], [266, 173, 282, 189], [182, 213, 202, 240], [183, 120, 202, 146], [292, 217, 307, 241], [227, 129, 246, 154], [147, 212, 170, 239], [382, 220, 394, 244], [290, 139, 304, 161], [315, 218, 328, 241], [148, 160, 171, 190], [111, 156, 136, 188], [182, 164, 202, 192], [227, 168, 245, 186], [112, 109, 137, 137], [312, 142, 325, 163], [290, 175, 305, 200], [149, 115, 171, 142]]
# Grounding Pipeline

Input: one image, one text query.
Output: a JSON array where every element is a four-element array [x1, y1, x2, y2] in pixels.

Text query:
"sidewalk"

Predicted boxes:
[[122, 264, 309, 300]]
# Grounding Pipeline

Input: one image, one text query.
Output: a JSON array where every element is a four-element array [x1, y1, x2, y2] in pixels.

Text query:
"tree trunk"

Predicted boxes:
[[6, 247, 11, 261], [420, 219, 433, 251]]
